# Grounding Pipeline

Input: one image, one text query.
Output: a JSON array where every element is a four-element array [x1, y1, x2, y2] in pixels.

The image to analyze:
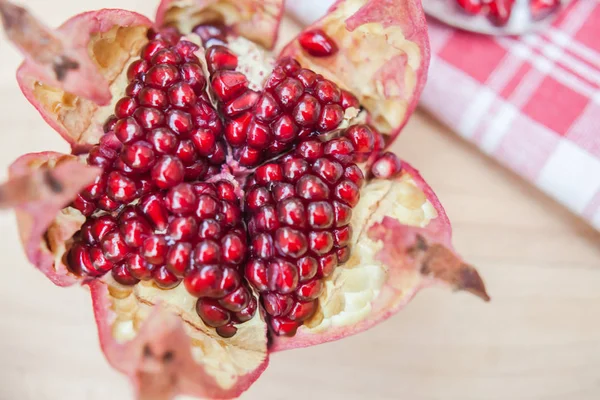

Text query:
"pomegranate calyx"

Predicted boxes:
[[0, 0, 112, 105]]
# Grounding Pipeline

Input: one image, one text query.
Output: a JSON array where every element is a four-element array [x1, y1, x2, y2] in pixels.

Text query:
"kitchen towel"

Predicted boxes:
[[287, 0, 600, 231]]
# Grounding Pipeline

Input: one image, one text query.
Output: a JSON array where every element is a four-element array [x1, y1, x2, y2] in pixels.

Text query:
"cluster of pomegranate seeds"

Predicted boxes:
[[455, 0, 561, 25], [243, 137, 366, 335], [67, 28, 257, 337], [205, 44, 359, 167]]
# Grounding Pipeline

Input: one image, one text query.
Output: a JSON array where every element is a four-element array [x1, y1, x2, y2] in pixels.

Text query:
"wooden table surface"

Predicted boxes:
[[0, 1, 598, 399]]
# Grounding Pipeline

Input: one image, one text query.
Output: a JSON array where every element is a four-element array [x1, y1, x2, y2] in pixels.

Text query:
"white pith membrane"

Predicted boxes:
[[157, 0, 283, 49], [281, 0, 424, 136], [22, 25, 149, 147], [17, 4, 441, 390]]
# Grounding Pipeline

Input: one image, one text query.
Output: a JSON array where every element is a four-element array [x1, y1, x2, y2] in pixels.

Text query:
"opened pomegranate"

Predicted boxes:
[[2, 0, 489, 398]]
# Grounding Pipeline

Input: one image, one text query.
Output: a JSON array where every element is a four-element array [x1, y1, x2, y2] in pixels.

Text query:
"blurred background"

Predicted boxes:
[[0, 0, 598, 399]]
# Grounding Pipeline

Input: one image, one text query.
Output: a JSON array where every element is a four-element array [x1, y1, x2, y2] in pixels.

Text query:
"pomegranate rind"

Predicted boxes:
[[279, 0, 430, 145], [89, 281, 270, 400], [16, 9, 152, 151], [155, 0, 285, 49], [8, 152, 100, 287], [270, 162, 488, 351]]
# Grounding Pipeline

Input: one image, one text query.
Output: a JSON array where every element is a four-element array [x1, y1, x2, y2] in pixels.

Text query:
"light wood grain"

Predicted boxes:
[[0, 1, 598, 399]]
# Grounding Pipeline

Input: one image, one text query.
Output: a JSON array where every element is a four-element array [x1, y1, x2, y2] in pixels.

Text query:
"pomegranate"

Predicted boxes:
[[1, 0, 489, 398]]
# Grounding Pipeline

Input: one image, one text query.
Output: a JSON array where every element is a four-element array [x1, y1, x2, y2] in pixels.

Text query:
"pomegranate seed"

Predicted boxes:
[[298, 29, 338, 57], [530, 0, 560, 18], [168, 82, 197, 108], [120, 141, 155, 171], [294, 68, 318, 88], [254, 92, 281, 122], [193, 23, 227, 44], [296, 279, 323, 301], [287, 300, 317, 321], [112, 264, 140, 286], [148, 128, 178, 154], [133, 107, 164, 130], [196, 299, 230, 327], [190, 128, 216, 156], [206, 45, 238, 72], [457, 0, 484, 14], [114, 117, 144, 144], [126, 253, 154, 280], [152, 49, 182, 65], [293, 94, 321, 127], [222, 90, 259, 117], [216, 324, 237, 338], [488, 0, 515, 25], [142, 235, 168, 265], [103, 115, 118, 133], [127, 60, 150, 81], [318, 104, 344, 132], [340, 90, 360, 110], [152, 266, 181, 289], [274, 78, 304, 109], [270, 317, 300, 336], [166, 242, 192, 277], [120, 217, 151, 248], [371, 152, 402, 179], [114, 97, 138, 118], [138, 87, 168, 108], [145, 64, 179, 89], [139, 194, 169, 230], [151, 156, 184, 189], [101, 231, 129, 262], [141, 40, 168, 61], [211, 70, 248, 102], [314, 79, 341, 104], [167, 110, 193, 136]]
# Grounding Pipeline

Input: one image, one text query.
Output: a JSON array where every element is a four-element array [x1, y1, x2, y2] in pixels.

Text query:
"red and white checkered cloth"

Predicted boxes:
[[288, 0, 600, 231]]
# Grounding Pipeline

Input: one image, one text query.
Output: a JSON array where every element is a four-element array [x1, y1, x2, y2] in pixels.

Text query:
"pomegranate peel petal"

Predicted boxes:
[[279, 0, 430, 145], [15, 8, 153, 150], [8, 152, 101, 286], [90, 280, 270, 399], [156, 0, 285, 49], [270, 161, 488, 352]]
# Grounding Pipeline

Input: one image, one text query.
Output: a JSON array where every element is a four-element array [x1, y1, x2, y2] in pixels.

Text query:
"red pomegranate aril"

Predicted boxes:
[[114, 97, 138, 118], [103, 115, 118, 133], [274, 78, 303, 109], [263, 292, 293, 316], [206, 45, 238, 72], [219, 286, 251, 312], [141, 40, 168, 61], [245, 260, 268, 292], [174, 140, 198, 165], [211, 70, 248, 102], [106, 171, 137, 203], [293, 94, 321, 127], [297, 175, 330, 201], [125, 81, 144, 97], [313, 158, 344, 184], [101, 231, 129, 262], [457, 0, 483, 14], [333, 225, 352, 247], [97, 195, 120, 212], [151, 156, 184, 189], [164, 183, 197, 215], [296, 256, 318, 282], [245, 120, 271, 149], [279, 58, 301, 74], [255, 163, 283, 185], [318, 104, 344, 132], [294, 68, 318, 88], [225, 113, 251, 146], [270, 317, 300, 336], [306, 201, 334, 229], [166, 110, 193, 136], [91, 215, 117, 242], [371, 152, 402, 179], [193, 240, 221, 265], [167, 82, 197, 108], [222, 90, 259, 117], [145, 64, 179, 89], [88, 249, 114, 275], [179, 63, 207, 94], [272, 115, 298, 143], [133, 107, 164, 129], [298, 29, 338, 57], [238, 146, 262, 167], [196, 299, 230, 327], [198, 219, 221, 240], [185, 161, 207, 180], [189, 128, 216, 157], [72, 194, 94, 216], [152, 48, 182, 65], [114, 118, 144, 144], [315, 79, 341, 104], [88, 145, 117, 168], [139, 193, 169, 230], [195, 194, 219, 219], [166, 242, 192, 277], [127, 59, 150, 81], [121, 141, 155, 171], [137, 179, 154, 197], [221, 234, 246, 264], [337, 247, 351, 263], [309, 231, 334, 255], [334, 180, 360, 207], [81, 175, 106, 201], [112, 264, 140, 286], [277, 198, 306, 227], [168, 217, 198, 241], [340, 90, 360, 110], [318, 253, 338, 278], [215, 324, 237, 338], [254, 92, 281, 122], [296, 279, 323, 301], [125, 253, 154, 280], [296, 139, 323, 161], [288, 300, 317, 321], [216, 181, 236, 201], [138, 87, 168, 108], [152, 266, 181, 289], [324, 138, 354, 164], [267, 259, 299, 293], [142, 235, 168, 265], [172, 39, 198, 59], [120, 217, 151, 248], [148, 128, 178, 154], [488, 0, 515, 25], [67, 244, 93, 275], [333, 201, 352, 227]]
